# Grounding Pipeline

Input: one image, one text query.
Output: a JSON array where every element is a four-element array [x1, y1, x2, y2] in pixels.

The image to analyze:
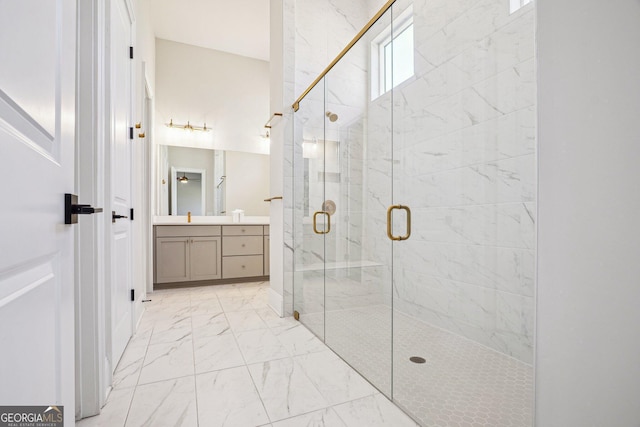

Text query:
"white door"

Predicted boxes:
[[110, 0, 134, 366], [0, 0, 77, 422]]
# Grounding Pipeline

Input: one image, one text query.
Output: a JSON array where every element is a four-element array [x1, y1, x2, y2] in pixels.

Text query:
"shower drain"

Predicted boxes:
[[409, 356, 426, 364]]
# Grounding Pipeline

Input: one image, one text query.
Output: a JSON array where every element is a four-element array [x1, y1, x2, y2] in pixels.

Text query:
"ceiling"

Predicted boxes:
[[148, 0, 270, 62]]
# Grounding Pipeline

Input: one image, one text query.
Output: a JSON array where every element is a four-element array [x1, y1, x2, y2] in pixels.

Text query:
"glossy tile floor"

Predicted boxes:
[[76, 281, 418, 427]]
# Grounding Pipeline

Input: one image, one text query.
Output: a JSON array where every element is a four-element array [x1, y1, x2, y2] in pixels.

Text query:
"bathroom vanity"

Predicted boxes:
[[153, 216, 269, 287]]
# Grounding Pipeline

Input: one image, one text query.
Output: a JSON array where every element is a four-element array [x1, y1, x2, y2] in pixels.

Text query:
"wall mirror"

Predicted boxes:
[[157, 145, 270, 217]]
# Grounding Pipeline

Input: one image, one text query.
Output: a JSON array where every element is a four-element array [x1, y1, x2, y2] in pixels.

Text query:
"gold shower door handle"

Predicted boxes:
[[313, 211, 331, 234], [386, 205, 411, 241]]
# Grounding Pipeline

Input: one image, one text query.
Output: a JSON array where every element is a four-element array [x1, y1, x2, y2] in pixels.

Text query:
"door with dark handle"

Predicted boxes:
[[112, 211, 129, 223], [65, 193, 103, 224]]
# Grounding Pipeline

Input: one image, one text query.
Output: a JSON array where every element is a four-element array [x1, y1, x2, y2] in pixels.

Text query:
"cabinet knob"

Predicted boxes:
[[241, 244, 245, 247], [241, 265, 246, 269]]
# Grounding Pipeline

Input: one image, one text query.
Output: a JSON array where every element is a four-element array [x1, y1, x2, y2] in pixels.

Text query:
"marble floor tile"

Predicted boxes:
[[112, 343, 147, 390], [189, 297, 223, 316], [210, 285, 245, 297], [125, 377, 198, 427], [248, 357, 328, 422], [295, 350, 378, 406], [138, 338, 194, 385], [76, 386, 135, 427], [149, 325, 192, 346], [272, 323, 327, 356], [235, 329, 290, 364], [194, 333, 245, 374], [332, 394, 419, 427], [225, 310, 269, 333], [270, 407, 346, 427], [196, 366, 269, 427], [255, 307, 298, 329], [77, 282, 429, 427], [126, 328, 152, 351], [191, 312, 231, 339], [218, 296, 258, 312]]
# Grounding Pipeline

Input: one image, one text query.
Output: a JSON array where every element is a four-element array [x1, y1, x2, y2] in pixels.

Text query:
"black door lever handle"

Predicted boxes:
[[112, 211, 129, 223], [65, 193, 103, 224]]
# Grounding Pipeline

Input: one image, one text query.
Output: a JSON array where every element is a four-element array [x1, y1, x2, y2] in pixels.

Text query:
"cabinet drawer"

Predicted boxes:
[[222, 225, 263, 236], [223, 236, 263, 256], [156, 225, 221, 237], [222, 255, 264, 279]]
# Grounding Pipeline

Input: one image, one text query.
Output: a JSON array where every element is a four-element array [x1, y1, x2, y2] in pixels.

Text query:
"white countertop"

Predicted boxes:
[[153, 215, 270, 225]]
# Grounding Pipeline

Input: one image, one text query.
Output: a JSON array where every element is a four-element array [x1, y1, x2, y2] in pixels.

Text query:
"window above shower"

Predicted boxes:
[[510, 0, 533, 14], [370, 5, 414, 99]]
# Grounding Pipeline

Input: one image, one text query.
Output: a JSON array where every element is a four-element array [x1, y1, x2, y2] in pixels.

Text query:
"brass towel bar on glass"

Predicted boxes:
[[292, 0, 397, 111], [313, 211, 331, 235], [264, 196, 283, 202], [387, 205, 411, 241]]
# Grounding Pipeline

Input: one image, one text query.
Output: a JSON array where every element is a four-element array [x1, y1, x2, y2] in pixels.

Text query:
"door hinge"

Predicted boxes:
[[129, 46, 133, 59], [129, 127, 134, 140], [130, 208, 134, 220], [130, 289, 135, 302]]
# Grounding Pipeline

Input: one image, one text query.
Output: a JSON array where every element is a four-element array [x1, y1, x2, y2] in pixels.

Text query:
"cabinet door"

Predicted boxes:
[[190, 236, 222, 280], [264, 236, 270, 276], [156, 237, 190, 283]]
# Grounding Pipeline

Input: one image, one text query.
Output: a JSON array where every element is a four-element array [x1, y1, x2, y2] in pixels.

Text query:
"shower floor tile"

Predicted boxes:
[[307, 304, 534, 427]]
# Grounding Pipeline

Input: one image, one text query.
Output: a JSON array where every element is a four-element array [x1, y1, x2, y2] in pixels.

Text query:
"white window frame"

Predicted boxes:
[[510, 0, 532, 14], [371, 5, 414, 100]]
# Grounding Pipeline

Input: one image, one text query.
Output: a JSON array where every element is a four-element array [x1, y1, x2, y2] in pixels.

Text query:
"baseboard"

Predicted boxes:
[[268, 287, 283, 317]]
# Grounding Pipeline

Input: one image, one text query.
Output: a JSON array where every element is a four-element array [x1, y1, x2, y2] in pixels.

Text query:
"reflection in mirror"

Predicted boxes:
[[171, 167, 206, 215]]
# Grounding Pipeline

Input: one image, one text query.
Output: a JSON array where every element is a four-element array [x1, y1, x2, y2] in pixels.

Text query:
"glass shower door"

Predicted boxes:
[[293, 82, 327, 340], [389, 1, 536, 425], [322, 9, 394, 396]]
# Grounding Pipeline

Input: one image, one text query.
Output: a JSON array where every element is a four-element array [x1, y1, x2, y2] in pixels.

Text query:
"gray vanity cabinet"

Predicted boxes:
[[154, 224, 269, 285], [154, 226, 222, 283]]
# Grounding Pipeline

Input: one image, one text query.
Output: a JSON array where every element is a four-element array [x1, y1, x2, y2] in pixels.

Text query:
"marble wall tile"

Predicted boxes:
[[196, 366, 270, 427]]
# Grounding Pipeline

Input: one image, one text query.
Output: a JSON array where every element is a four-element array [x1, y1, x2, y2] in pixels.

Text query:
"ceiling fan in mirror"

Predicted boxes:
[[177, 172, 201, 183]]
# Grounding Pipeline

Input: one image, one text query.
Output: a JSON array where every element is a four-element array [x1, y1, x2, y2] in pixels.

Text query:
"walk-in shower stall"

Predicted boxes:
[[290, 0, 535, 425]]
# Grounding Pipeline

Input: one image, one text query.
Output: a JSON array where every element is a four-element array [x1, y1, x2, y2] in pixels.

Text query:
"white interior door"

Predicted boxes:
[[110, 0, 134, 367], [0, 0, 77, 421]]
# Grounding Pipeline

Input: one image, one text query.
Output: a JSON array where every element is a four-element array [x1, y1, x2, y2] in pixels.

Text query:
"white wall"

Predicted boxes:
[[536, 0, 640, 424], [225, 151, 270, 216], [155, 39, 270, 155]]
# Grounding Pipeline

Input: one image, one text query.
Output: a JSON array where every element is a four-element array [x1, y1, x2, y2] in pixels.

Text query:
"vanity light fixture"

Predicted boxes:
[[166, 118, 211, 132]]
